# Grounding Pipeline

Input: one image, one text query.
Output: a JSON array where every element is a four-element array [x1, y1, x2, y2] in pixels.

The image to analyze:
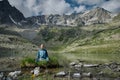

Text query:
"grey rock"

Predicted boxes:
[[82, 72, 92, 77], [109, 62, 118, 69], [74, 63, 83, 68], [69, 62, 77, 66], [55, 71, 67, 77], [33, 67, 40, 76], [115, 68, 120, 72], [8, 70, 21, 79], [0, 72, 3, 78], [83, 64, 99, 68], [72, 73, 81, 78], [92, 77, 98, 80], [9, 57, 15, 61], [98, 71, 104, 75]]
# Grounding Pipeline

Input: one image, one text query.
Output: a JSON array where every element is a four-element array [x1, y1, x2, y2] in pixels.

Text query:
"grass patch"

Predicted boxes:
[[21, 56, 60, 68], [63, 43, 120, 63]]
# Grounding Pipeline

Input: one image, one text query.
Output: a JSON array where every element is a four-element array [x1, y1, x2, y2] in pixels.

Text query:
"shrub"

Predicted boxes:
[[21, 57, 35, 67], [47, 56, 59, 68], [21, 56, 59, 68], [36, 60, 48, 68]]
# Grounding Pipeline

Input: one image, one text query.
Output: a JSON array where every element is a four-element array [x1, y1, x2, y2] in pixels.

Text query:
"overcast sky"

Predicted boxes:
[[7, 0, 120, 17]]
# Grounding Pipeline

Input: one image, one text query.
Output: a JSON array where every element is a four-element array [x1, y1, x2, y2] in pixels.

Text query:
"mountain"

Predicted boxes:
[[113, 13, 120, 21], [78, 7, 113, 25], [24, 7, 113, 27], [0, 0, 115, 27], [0, 0, 25, 25]]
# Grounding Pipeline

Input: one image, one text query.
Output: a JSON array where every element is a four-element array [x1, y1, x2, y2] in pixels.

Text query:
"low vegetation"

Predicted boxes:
[[21, 54, 60, 68], [61, 22, 120, 63]]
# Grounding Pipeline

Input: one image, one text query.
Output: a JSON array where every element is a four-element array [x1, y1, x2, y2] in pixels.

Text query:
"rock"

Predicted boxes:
[[92, 77, 98, 80], [4, 76, 12, 80], [74, 63, 83, 68], [33, 67, 40, 76], [83, 64, 99, 68], [115, 68, 120, 72], [82, 72, 92, 77], [109, 62, 118, 69], [98, 71, 104, 75], [54, 71, 67, 77], [0, 72, 12, 80], [69, 62, 77, 66], [104, 63, 110, 66], [0, 72, 3, 78], [30, 70, 34, 74], [9, 57, 15, 61], [8, 70, 21, 79], [15, 71, 21, 75], [2, 76, 10, 80], [72, 73, 81, 78]]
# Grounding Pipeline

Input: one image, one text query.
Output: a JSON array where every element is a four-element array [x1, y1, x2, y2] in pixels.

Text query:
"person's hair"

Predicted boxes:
[[40, 44, 44, 49]]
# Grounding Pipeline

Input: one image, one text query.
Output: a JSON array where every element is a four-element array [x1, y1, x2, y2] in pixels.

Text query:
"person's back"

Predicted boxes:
[[36, 44, 49, 62]]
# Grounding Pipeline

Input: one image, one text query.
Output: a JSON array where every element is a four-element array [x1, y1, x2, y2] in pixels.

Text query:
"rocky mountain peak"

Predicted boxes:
[[94, 7, 106, 11], [24, 7, 113, 27], [80, 7, 112, 25], [91, 7, 111, 15], [0, 0, 114, 27]]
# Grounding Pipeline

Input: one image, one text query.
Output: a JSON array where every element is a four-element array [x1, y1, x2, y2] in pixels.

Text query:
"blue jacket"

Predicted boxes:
[[36, 49, 49, 62]]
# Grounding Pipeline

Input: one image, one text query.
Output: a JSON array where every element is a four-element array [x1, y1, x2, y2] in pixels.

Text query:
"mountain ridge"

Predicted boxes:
[[22, 7, 115, 27], [0, 0, 117, 27]]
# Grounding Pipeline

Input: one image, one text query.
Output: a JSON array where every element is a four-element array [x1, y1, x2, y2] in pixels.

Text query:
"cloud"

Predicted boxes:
[[39, 0, 72, 15], [8, 0, 120, 17], [100, 0, 120, 13], [74, 0, 120, 13], [8, 0, 72, 17], [8, 0, 34, 17], [74, 5, 86, 13]]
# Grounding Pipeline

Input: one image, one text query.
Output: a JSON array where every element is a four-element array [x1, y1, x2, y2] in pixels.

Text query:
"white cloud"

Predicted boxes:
[[39, 0, 72, 15], [74, 0, 120, 13], [8, 0, 72, 17], [8, 0, 34, 17], [8, 0, 120, 17], [74, 5, 86, 13], [100, 0, 120, 13]]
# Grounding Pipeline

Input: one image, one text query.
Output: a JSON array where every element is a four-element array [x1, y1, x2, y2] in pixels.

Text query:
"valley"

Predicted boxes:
[[0, 0, 120, 79]]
